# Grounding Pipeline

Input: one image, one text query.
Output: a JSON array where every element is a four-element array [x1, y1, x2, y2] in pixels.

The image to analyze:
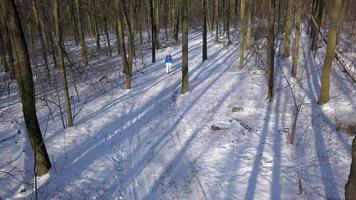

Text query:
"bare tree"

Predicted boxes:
[[318, 0, 342, 105], [181, 0, 189, 94], [76, 0, 89, 67], [267, 0, 275, 102], [54, 0, 74, 127], [202, 0, 208, 61], [1, 0, 51, 176], [292, 0, 301, 78]]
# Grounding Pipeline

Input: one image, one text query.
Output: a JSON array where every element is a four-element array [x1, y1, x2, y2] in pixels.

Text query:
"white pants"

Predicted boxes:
[[165, 63, 172, 73]]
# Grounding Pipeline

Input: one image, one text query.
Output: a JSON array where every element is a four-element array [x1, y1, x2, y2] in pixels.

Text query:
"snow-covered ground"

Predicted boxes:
[[0, 30, 355, 199]]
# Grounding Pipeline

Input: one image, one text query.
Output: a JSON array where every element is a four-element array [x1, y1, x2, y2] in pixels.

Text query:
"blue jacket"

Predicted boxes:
[[165, 55, 173, 64]]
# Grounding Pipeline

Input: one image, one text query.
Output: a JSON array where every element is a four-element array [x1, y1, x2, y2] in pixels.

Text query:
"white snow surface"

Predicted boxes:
[[0, 30, 355, 200]]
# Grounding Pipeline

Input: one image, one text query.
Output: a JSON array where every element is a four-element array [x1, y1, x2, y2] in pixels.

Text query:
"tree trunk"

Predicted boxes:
[[104, 16, 112, 56], [76, 0, 89, 67], [245, 0, 252, 50], [54, 0, 74, 127], [240, 0, 245, 69], [32, 0, 51, 83], [150, 0, 156, 62], [292, 0, 301, 78], [267, 0, 275, 102], [202, 0, 208, 61], [225, 0, 231, 43], [117, 2, 131, 89], [345, 136, 356, 200], [1, 0, 51, 176], [311, 0, 325, 51], [317, 0, 342, 105], [68, 1, 79, 45], [215, 0, 219, 41], [123, 0, 134, 86], [3, 18, 16, 78], [0, 29, 9, 73], [155, 0, 160, 49], [181, 0, 189, 94], [283, 0, 293, 58], [92, 0, 101, 50]]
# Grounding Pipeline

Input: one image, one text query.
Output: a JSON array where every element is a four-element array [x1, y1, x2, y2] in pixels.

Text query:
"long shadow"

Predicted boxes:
[[271, 78, 283, 200], [244, 102, 272, 200], [304, 47, 342, 199], [38, 37, 235, 198], [95, 43, 237, 199], [39, 74, 182, 195], [190, 45, 239, 91], [302, 43, 352, 152], [143, 62, 245, 200], [72, 38, 223, 132]]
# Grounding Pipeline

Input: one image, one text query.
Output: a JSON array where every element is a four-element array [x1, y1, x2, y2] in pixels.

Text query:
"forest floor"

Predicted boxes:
[[0, 29, 355, 200]]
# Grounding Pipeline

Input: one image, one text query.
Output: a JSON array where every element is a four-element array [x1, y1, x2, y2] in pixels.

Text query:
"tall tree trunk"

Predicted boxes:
[[155, 0, 160, 49], [215, 0, 219, 41], [317, 0, 342, 105], [267, 0, 275, 102], [104, 16, 112, 56], [39, 4, 58, 70], [346, 136, 356, 200], [32, 0, 51, 83], [283, 0, 293, 58], [3, 18, 16, 78], [76, 0, 89, 67], [311, 0, 325, 51], [292, 0, 301, 78], [150, 0, 156, 62], [0, 29, 9, 73], [117, 2, 131, 89], [225, 0, 231, 43], [54, 0, 74, 127], [172, 1, 180, 43], [202, 0, 208, 61], [123, 0, 134, 85], [181, 0, 189, 94], [92, 0, 101, 50], [245, 0, 252, 50], [336, 0, 350, 43], [240, 0, 245, 68], [68, 1, 79, 45], [308, 0, 317, 35], [1, 0, 51, 176]]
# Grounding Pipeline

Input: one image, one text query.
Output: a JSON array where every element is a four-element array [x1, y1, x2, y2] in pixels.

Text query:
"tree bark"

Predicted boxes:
[[311, 0, 325, 51], [215, 0, 219, 41], [267, 0, 275, 102], [54, 0, 74, 127], [92, 0, 101, 50], [318, 0, 342, 105], [1, 0, 51, 176], [3, 18, 16, 78], [345, 136, 356, 200], [150, 0, 156, 62], [155, 0, 160, 49], [245, 0, 252, 50], [181, 0, 189, 94], [76, 0, 89, 67], [0, 28, 9, 73], [292, 0, 301, 78], [283, 0, 293, 58], [117, 2, 131, 89], [240, 0, 245, 68], [32, 0, 51, 83], [202, 0, 208, 61]]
